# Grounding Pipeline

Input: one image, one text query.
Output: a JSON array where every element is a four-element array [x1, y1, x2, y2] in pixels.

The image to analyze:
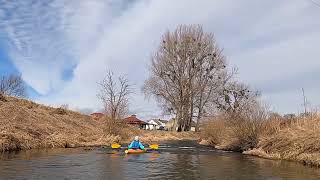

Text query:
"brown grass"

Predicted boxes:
[[138, 131, 199, 144], [0, 96, 121, 151], [201, 107, 267, 152], [0, 95, 198, 152], [246, 116, 320, 167], [201, 107, 320, 167]]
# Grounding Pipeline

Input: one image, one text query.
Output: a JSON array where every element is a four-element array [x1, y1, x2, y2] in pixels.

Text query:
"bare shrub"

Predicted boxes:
[[0, 74, 27, 98], [226, 104, 268, 151], [201, 103, 270, 151], [52, 105, 69, 115], [98, 71, 131, 120], [0, 93, 7, 102], [200, 118, 226, 145], [102, 117, 138, 141]]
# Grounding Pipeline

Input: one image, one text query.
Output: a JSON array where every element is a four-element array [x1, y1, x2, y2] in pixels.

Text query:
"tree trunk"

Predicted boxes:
[[196, 111, 201, 132]]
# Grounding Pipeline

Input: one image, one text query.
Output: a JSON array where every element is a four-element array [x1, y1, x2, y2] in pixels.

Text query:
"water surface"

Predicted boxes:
[[0, 141, 319, 180]]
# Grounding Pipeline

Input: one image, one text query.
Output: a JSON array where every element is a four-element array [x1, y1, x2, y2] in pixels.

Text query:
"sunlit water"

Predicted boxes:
[[0, 141, 319, 180]]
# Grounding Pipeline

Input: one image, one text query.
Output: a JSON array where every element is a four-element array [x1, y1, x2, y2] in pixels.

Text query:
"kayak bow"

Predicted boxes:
[[125, 149, 146, 154]]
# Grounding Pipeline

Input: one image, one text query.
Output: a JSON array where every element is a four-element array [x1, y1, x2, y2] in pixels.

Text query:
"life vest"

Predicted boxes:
[[131, 140, 140, 149]]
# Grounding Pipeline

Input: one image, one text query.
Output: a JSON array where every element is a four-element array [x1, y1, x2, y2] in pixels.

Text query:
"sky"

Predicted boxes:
[[0, 0, 320, 119]]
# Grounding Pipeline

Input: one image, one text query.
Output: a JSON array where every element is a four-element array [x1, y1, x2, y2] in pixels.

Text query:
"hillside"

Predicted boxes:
[[0, 95, 198, 152], [0, 95, 114, 151]]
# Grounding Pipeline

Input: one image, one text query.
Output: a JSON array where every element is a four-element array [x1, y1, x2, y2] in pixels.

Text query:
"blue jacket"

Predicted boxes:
[[128, 140, 145, 150]]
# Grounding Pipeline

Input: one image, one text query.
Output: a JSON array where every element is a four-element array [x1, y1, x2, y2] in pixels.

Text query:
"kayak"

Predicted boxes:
[[125, 149, 146, 154]]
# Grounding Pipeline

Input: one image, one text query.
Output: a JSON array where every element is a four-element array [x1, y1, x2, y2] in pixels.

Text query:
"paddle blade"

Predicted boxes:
[[111, 143, 121, 149], [149, 144, 159, 150]]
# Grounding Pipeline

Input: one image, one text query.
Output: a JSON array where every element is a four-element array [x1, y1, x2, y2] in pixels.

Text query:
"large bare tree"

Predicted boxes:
[[98, 71, 131, 120], [0, 74, 27, 97], [144, 25, 231, 131]]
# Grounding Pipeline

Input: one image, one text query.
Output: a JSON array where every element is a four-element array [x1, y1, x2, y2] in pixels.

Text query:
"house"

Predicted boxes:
[[123, 115, 148, 129], [90, 112, 104, 120], [146, 119, 167, 130], [166, 118, 197, 131]]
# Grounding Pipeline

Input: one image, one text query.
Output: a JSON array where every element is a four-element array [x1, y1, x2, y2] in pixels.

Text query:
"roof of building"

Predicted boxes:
[[158, 119, 168, 124], [123, 115, 147, 125], [149, 119, 168, 125]]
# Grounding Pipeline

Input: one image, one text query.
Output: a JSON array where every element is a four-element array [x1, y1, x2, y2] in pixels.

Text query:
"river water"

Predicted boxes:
[[0, 141, 319, 180]]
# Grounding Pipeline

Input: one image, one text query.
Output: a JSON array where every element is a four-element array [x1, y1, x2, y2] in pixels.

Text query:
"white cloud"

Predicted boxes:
[[0, 0, 320, 118]]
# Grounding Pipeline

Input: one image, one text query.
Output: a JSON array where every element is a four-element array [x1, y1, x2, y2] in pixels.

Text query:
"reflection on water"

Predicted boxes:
[[0, 141, 320, 180]]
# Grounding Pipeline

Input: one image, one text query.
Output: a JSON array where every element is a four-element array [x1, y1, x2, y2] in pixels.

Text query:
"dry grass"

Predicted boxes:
[[246, 116, 320, 167], [138, 131, 199, 144], [0, 96, 121, 151], [0, 95, 198, 152], [201, 107, 320, 167], [201, 108, 267, 152]]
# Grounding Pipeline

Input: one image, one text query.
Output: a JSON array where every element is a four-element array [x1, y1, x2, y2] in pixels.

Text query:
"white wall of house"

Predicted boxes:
[[146, 124, 156, 130], [147, 119, 166, 130]]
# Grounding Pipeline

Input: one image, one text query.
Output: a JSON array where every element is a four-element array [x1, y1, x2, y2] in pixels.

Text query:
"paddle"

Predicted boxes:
[[111, 143, 159, 150], [149, 144, 159, 150], [111, 143, 121, 149]]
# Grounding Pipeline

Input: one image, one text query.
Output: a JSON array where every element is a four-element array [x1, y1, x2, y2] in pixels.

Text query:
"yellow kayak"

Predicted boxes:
[[125, 149, 146, 154]]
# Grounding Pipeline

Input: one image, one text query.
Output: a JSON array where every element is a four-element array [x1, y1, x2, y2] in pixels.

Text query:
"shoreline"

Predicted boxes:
[[2, 132, 320, 168], [199, 139, 320, 168], [1, 96, 319, 168], [0, 131, 199, 152], [243, 148, 320, 168]]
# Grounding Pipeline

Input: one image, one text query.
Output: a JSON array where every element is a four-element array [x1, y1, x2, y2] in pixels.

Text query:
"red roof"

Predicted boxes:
[[123, 115, 147, 125]]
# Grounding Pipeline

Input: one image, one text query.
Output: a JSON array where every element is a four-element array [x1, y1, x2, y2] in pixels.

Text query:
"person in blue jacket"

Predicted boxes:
[[128, 136, 145, 150]]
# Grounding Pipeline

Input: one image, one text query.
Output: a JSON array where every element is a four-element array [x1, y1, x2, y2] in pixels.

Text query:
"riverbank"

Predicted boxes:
[[244, 117, 320, 167], [0, 96, 198, 152], [200, 113, 320, 167]]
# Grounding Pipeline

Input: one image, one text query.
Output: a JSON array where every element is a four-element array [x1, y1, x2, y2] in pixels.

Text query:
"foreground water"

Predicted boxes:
[[0, 141, 319, 180]]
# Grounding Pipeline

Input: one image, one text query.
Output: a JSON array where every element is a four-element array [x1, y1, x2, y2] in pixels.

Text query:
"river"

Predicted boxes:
[[0, 141, 319, 180]]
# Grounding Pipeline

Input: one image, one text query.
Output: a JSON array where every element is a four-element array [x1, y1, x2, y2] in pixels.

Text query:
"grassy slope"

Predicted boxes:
[[244, 117, 320, 167], [0, 96, 119, 151], [201, 114, 320, 167], [0, 95, 198, 151]]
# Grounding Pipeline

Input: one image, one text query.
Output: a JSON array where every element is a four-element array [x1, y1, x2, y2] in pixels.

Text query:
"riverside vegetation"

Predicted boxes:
[[200, 105, 320, 167], [0, 95, 197, 152], [1, 94, 318, 168]]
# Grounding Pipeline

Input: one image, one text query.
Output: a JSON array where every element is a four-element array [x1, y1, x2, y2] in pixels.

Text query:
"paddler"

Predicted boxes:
[[128, 136, 145, 150]]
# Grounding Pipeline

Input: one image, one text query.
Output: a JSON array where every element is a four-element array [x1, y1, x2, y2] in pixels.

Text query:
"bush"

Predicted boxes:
[[102, 117, 139, 141], [201, 104, 269, 151], [0, 93, 7, 102], [201, 117, 226, 145], [51, 104, 69, 115]]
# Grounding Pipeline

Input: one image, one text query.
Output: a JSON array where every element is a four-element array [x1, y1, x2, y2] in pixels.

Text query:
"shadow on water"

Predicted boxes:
[[0, 140, 320, 180]]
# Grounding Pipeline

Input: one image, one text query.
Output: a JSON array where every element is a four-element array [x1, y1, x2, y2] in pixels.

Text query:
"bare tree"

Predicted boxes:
[[98, 71, 131, 120], [0, 74, 27, 97], [214, 81, 259, 116], [144, 25, 231, 131]]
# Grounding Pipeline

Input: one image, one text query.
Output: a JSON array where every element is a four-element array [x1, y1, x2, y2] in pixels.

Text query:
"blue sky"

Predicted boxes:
[[0, 0, 320, 118], [0, 50, 39, 98]]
